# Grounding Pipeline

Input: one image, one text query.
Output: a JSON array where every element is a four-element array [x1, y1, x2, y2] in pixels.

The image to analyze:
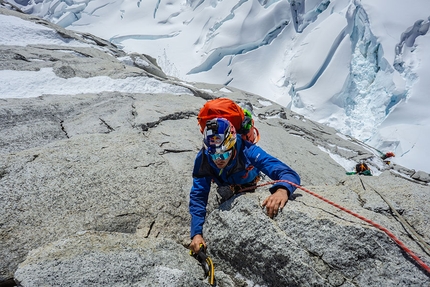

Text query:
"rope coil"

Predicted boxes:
[[241, 179, 430, 274]]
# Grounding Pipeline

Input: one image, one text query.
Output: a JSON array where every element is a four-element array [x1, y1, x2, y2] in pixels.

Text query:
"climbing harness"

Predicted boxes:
[[190, 244, 215, 286], [230, 175, 261, 194], [238, 179, 430, 274]]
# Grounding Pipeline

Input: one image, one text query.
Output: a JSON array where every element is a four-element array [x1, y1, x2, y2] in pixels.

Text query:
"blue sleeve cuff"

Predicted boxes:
[[269, 183, 293, 198]]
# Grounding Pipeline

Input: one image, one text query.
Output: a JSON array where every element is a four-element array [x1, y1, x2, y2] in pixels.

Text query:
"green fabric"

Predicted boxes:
[[346, 170, 372, 176], [242, 109, 253, 130], [360, 170, 372, 176]]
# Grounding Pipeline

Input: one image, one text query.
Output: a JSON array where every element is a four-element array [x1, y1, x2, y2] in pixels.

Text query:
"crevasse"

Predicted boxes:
[[327, 6, 399, 141]]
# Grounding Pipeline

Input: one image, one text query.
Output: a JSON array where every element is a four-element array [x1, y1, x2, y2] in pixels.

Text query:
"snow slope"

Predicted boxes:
[[3, 0, 430, 173]]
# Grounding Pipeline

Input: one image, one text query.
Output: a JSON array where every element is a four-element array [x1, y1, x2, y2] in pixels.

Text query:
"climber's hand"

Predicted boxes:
[[262, 188, 289, 218]]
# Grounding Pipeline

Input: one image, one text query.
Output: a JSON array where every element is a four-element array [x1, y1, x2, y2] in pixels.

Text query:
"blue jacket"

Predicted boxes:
[[189, 137, 300, 238]]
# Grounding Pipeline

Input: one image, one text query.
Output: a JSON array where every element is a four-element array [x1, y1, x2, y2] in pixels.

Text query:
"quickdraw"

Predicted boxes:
[[190, 244, 215, 286]]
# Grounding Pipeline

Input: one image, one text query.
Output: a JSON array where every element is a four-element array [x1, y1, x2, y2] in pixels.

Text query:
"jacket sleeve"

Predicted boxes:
[[247, 145, 300, 197], [189, 176, 212, 238]]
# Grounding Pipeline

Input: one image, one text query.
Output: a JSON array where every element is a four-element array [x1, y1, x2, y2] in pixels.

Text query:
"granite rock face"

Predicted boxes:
[[14, 232, 208, 287], [205, 180, 430, 286], [1, 6, 429, 286]]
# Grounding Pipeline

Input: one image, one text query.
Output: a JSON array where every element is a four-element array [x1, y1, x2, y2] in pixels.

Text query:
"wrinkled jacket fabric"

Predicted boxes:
[[189, 137, 300, 238]]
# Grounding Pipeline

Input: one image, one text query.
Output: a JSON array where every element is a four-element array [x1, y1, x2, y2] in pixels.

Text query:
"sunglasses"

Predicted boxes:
[[210, 149, 232, 161]]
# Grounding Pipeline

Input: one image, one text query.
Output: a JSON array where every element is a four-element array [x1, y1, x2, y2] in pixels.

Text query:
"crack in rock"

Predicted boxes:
[[99, 118, 115, 133], [144, 221, 156, 238], [306, 249, 348, 287], [138, 111, 197, 131], [133, 162, 164, 169], [158, 149, 193, 155], [13, 53, 30, 62], [297, 200, 366, 226], [60, 120, 69, 138]]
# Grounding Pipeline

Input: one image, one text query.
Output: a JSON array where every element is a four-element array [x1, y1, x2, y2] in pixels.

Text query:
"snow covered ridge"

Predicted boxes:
[[3, 0, 430, 173], [0, 9, 187, 98]]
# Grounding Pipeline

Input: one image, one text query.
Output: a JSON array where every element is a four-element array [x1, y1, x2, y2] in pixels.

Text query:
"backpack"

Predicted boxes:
[[197, 98, 260, 144]]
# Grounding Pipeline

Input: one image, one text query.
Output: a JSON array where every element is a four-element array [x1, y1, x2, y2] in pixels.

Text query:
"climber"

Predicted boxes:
[[356, 162, 372, 175], [381, 151, 395, 166], [189, 118, 300, 253], [346, 162, 372, 176], [381, 152, 395, 160]]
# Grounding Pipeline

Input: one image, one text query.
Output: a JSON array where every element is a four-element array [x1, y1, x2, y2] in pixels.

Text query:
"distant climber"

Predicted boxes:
[[356, 162, 372, 175], [189, 117, 300, 254], [346, 162, 372, 176], [381, 151, 395, 160]]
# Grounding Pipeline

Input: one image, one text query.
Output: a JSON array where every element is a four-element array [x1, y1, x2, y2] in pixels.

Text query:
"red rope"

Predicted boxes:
[[243, 179, 430, 274]]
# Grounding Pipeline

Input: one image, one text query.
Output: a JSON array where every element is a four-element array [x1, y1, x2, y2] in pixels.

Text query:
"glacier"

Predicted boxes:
[[4, 0, 430, 173]]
